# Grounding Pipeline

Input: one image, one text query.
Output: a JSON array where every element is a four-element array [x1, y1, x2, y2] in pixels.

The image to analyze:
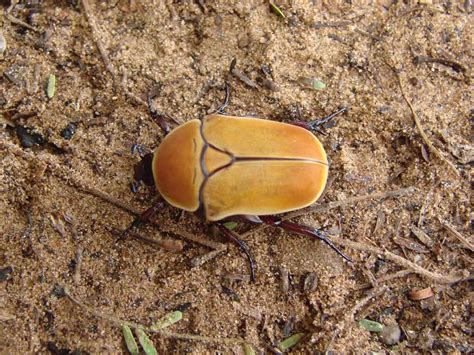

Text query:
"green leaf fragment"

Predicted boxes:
[[312, 80, 326, 90], [358, 319, 384, 332], [269, 1, 285, 18], [122, 325, 139, 355], [242, 343, 256, 355], [152, 310, 183, 330], [278, 333, 305, 351], [223, 222, 238, 230], [135, 328, 158, 355], [298, 77, 326, 90], [47, 74, 56, 99]]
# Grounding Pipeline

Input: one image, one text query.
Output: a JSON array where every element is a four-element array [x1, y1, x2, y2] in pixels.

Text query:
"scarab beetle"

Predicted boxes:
[[127, 88, 350, 281]]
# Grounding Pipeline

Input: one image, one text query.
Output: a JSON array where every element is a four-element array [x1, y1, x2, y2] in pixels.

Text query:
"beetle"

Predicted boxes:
[[126, 86, 350, 281]]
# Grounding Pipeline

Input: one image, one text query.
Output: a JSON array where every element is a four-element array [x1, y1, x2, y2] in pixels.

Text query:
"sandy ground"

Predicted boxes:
[[0, 1, 472, 353]]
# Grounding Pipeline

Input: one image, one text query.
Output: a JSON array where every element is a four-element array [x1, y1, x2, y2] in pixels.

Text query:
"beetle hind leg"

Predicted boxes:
[[257, 215, 352, 263], [217, 222, 256, 282]]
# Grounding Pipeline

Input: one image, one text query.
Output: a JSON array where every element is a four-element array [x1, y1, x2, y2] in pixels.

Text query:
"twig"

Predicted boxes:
[[189, 246, 227, 267], [327, 286, 388, 351], [62, 285, 251, 347], [6, 3, 39, 32], [73, 247, 83, 284], [414, 56, 467, 74], [81, 0, 117, 79], [355, 269, 413, 290], [330, 236, 467, 284], [242, 187, 415, 237], [442, 222, 474, 252], [110, 227, 184, 252], [392, 68, 459, 176]]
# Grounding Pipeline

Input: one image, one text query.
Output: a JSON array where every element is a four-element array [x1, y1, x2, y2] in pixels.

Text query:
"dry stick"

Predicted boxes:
[[62, 286, 251, 347], [6, 3, 39, 32], [0, 141, 223, 251], [330, 236, 467, 284], [393, 70, 459, 176], [73, 247, 83, 284], [241, 187, 415, 237], [443, 222, 474, 252], [355, 269, 413, 290], [81, 0, 117, 79]]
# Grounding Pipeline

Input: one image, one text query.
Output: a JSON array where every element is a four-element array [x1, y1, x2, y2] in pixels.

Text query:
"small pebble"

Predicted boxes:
[[61, 123, 76, 140], [16, 126, 45, 148], [0, 31, 6, 57], [0, 266, 13, 281], [380, 324, 401, 345]]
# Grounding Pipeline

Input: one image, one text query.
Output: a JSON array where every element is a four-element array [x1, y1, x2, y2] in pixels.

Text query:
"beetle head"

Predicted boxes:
[[133, 152, 154, 186]]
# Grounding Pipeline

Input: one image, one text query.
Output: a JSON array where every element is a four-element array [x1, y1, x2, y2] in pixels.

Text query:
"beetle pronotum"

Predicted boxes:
[[126, 86, 350, 281]]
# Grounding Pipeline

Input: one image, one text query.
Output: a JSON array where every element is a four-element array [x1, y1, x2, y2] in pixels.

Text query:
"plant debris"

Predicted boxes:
[[408, 287, 434, 300], [358, 319, 383, 332], [135, 328, 158, 355], [46, 74, 56, 99], [278, 333, 305, 352], [122, 326, 139, 355], [269, 1, 286, 18]]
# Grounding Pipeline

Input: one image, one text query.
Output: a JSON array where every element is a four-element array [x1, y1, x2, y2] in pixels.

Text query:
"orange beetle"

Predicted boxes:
[[153, 114, 328, 221], [127, 89, 349, 281]]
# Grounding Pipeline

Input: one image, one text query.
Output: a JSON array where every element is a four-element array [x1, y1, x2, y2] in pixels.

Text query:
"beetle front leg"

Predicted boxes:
[[147, 87, 182, 135], [246, 215, 352, 263], [121, 197, 165, 238], [216, 222, 256, 282], [291, 107, 347, 133]]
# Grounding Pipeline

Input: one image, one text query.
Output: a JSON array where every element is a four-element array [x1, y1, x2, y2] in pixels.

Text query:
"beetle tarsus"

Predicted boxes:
[[292, 107, 348, 133], [215, 82, 231, 114], [218, 223, 256, 282]]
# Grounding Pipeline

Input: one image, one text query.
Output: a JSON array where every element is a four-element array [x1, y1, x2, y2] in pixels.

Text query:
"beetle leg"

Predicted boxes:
[[250, 215, 352, 263], [215, 82, 231, 114], [217, 222, 256, 282], [291, 107, 347, 133], [121, 198, 165, 238], [147, 86, 182, 135]]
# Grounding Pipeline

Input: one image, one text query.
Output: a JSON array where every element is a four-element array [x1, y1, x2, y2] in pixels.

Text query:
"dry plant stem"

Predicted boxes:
[[6, 3, 39, 32], [443, 223, 474, 252], [62, 286, 251, 347], [6, 13, 38, 32], [81, 0, 117, 79], [73, 247, 83, 284], [242, 187, 414, 237], [331, 236, 465, 284], [110, 227, 184, 252], [190, 246, 227, 267], [393, 70, 459, 176], [355, 269, 413, 290]]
